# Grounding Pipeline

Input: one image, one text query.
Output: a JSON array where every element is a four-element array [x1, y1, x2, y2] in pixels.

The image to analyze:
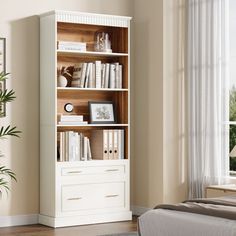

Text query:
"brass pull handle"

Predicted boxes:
[[105, 169, 119, 172], [105, 194, 119, 198], [67, 197, 82, 201], [67, 171, 82, 174]]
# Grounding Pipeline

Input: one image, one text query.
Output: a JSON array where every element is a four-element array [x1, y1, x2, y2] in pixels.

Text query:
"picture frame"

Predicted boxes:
[[89, 101, 116, 124], [0, 38, 6, 117]]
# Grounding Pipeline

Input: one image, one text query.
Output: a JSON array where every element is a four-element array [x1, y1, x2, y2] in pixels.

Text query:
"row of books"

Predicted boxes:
[[59, 131, 92, 162], [71, 61, 123, 89], [58, 115, 88, 125], [58, 129, 125, 162], [57, 41, 86, 52]]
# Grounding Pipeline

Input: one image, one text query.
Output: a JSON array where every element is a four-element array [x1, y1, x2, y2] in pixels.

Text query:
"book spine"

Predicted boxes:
[[95, 61, 102, 88], [113, 130, 118, 159], [104, 63, 110, 88], [109, 64, 116, 88], [103, 130, 109, 160], [108, 130, 114, 159], [80, 63, 87, 88]]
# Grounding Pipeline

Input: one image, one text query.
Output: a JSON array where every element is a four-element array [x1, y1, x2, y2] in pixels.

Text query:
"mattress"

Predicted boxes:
[[139, 209, 236, 236]]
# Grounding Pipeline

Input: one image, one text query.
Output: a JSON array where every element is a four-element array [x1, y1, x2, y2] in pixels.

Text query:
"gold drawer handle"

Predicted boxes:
[[105, 194, 119, 198], [67, 197, 82, 201], [105, 169, 119, 172], [67, 171, 82, 174]]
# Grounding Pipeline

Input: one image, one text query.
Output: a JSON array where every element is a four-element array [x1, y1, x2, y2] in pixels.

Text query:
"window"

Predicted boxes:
[[229, 0, 236, 175]]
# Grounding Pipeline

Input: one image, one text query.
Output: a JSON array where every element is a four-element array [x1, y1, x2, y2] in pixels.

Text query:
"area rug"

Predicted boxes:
[[99, 232, 137, 236]]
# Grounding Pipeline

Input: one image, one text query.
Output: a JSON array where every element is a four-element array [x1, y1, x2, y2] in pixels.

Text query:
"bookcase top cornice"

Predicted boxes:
[[40, 10, 132, 28]]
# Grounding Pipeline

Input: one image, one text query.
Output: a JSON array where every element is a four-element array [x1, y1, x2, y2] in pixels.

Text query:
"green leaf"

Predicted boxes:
[[0, 125, 21, 139], [0, 166, 17, 194], [0, 89, 16, 103], [0, 72, 10, 82]]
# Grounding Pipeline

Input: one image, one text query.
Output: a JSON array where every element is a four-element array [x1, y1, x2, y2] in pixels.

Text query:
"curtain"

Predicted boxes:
[[187, 0, 229, 198]]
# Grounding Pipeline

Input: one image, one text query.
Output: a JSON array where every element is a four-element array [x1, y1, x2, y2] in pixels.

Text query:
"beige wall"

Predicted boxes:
[[0, 0, 134, 216], [163, 0, 188, 203], [132, 0, 164, 207], [0, 0, 188, 216], [132, 0, 188, 208]]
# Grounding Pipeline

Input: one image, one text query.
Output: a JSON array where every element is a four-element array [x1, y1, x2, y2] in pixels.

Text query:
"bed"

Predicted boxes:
[[138, 196, 236, 236]]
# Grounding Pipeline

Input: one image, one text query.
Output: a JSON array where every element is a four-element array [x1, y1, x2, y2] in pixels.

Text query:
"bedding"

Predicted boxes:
[[138, 196, 236, 236]]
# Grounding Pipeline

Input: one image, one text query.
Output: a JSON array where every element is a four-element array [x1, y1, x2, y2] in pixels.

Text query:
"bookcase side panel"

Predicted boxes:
[[40, 14, 57, 217]]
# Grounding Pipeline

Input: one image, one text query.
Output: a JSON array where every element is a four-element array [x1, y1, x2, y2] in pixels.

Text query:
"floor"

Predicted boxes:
[[0, 217, 137, 236]]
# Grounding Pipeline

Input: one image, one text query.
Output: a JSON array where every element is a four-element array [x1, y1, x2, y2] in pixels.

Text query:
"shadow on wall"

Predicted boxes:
[[133, 19, 153, 206], [10, 15, 40, 214]]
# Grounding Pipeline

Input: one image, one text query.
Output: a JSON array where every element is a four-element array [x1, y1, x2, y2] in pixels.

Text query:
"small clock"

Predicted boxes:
[[64, 103, 74, 113]]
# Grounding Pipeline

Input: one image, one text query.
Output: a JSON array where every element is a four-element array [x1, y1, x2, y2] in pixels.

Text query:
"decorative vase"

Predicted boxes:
[[57, 75, 67, 87]]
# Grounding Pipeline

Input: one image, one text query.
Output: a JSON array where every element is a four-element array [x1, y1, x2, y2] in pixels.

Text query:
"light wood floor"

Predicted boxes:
[[0, 218, 137, 236]]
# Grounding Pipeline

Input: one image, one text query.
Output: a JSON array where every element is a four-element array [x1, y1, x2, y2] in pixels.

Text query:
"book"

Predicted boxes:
[[109, 64, 116, 88], [58, 121, 88, 125], [119, 65, 123, 89], [84, 63, 91, 88], [58, 41, 86, 51], [71, 63, 83, 87], [104, 63, 110, 88], [108, 130, 114, 159], [114, 63, 119, 88], [90, 130, 109, 160], [60, 115, 84, 122], [80, 63, 87, 88], [95, 61, 102, 88], [113, 130, 119, 159], [101, 64, 106, 88], [87, 138, 92, 160]]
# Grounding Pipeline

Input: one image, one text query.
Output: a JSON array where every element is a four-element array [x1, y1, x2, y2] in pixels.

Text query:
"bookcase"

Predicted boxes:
[[39, 11, 132, 227]]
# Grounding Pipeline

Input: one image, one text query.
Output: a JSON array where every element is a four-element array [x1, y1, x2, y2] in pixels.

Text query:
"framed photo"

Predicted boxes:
[[89, 101, 116, 124], [0, 38, 6, 117]]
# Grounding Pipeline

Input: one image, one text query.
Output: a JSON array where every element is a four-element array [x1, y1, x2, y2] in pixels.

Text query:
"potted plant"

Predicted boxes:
[[0, 72, 21, 194]]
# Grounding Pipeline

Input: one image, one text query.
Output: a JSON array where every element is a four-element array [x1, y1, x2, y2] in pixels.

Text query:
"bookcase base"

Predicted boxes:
[[38, 211, 132, 228]]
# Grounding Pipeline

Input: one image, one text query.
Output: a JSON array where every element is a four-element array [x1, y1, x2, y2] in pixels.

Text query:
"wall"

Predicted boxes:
[[132, 0, 188, 210], [163, 0, 188, 203], [0, 0, 134, 216], [0, 0, 188, 218], [132, 0, 164, 208]]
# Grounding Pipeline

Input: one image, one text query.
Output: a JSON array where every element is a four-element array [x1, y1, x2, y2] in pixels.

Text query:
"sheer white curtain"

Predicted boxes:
[[187, 0, 229, 198]]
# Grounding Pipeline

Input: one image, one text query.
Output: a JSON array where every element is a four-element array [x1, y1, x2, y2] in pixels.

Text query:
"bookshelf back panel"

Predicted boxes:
[[57, 22, 128, 53], [57, 90, 128, 124]]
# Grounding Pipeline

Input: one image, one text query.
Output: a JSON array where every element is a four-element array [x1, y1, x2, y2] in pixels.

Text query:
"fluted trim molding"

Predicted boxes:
[[41, 10, 131, 27]]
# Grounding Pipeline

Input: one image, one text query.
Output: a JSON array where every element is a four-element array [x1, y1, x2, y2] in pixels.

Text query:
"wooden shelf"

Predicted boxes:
[[57, 50, 128, 58], [57, 124, 129, 127], [57, 87, 128, 92]]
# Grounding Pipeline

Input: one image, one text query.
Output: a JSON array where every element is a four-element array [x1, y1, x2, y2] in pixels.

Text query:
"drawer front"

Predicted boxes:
[[62, 182, 125, 212], [206, 188, 236, 198], [61, 165, 125, 176]]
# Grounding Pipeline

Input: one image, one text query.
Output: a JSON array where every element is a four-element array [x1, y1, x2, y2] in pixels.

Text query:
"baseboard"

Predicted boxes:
[[131, 205, 151, 216], [39, 211, 132, 228], [0, 214, 38, 227]]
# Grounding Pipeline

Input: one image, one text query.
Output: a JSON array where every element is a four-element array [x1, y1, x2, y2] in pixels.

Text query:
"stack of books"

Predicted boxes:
[[71, 61, 123, 89], [57, 41, 86, 52], [59, 131, 92, 162], [58, 115, 88, 125], [90, 129, 124, 160]]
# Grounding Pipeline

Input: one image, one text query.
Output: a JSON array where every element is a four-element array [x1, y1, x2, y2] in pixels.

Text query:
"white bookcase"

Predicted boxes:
[[39, 10, 132, 227]]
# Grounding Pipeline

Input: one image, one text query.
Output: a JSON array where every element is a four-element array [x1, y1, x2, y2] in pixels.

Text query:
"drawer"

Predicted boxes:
[[61, 182, 125, 212], [61, 165, 125, 176]]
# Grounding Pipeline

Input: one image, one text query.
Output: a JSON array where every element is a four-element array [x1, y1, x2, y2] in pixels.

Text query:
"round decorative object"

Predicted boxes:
[[58, 75, 68, 87], [64, 103, 74, 113]]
